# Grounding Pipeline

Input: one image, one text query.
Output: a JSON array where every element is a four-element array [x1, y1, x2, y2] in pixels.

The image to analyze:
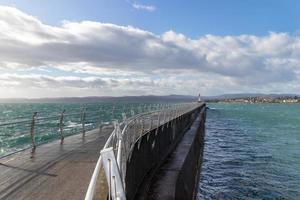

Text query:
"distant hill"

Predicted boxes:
[[0, 95, 197, 103], [1, 93, 299, 103]]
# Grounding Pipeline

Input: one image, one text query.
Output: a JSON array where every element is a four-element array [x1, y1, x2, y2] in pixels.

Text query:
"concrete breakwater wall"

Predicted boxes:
[[175, 107, 206, 200], [125, 103, 206, 199]]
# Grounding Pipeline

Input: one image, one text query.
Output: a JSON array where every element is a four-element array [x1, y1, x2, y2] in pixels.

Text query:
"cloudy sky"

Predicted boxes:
[[1, 0, 300, 98]]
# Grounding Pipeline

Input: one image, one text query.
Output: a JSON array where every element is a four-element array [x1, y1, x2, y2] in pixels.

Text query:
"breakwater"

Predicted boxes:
[[130, 104, 206, 200], [86, 102, 206, 200], [0, 102, 206, 200], [141, 104, 206, 200]]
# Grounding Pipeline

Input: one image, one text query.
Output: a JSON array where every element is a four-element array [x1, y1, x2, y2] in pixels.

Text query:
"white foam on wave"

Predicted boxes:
[[66, 121, 81, 128]]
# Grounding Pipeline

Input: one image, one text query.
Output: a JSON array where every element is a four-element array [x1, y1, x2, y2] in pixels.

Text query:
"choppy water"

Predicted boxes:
[[1, 102, 300, 199], [0, 102, 163, 157], [198, 103, 300, 200]]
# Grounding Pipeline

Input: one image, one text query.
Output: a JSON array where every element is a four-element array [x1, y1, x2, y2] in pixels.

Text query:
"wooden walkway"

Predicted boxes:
[[0, 126, 112, 200]]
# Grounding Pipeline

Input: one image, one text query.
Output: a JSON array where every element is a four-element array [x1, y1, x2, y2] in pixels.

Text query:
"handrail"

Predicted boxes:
[[0, 103, 181, 158], [0, 107, 159, 124], [84, 102, 201, 200], [84, 109, 168, 200]]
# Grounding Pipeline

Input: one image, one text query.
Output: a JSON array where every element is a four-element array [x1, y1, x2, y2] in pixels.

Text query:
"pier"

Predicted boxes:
[[0, 126, 113, 200], [0, 102, 206, 200], [86, 102, 206, 200]]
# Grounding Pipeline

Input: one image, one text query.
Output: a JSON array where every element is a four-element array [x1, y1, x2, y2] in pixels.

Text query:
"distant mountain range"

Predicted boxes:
[[0, 95, 197, 103], [0, 93, 299, 103]]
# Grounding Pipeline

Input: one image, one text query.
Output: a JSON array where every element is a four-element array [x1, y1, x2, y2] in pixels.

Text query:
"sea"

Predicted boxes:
[[0, 102, 299, 199], [0, 102, 159, 157], [197, 103, 300, 200]]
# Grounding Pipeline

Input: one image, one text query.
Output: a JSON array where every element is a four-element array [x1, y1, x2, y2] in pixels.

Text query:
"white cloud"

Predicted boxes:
[[127, 0, 156, 12], [0, 73, 204, 98], [0, 5, 300, 98], [131, 3, 156, 12], [1, 72, 299, 98]]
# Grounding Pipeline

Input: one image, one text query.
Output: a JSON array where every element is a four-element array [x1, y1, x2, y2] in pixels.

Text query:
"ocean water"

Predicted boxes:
[[1, 102, 299, 199], [198, 103, 300, 200], [0, 102, 162, 157]]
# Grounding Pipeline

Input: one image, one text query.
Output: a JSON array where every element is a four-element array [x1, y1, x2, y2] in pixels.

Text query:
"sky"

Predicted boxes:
[[0, 0, 300, 98]]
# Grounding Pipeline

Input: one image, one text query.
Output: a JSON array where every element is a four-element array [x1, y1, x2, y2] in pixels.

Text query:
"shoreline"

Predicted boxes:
[[207, 101, 300, 104]]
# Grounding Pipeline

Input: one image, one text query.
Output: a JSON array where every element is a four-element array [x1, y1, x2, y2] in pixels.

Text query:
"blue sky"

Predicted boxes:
[[0, 1, 300, 98], [2, 0, 300, 37]]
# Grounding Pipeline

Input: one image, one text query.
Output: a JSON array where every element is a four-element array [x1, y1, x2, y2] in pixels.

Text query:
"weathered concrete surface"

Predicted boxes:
[[126, 103, 205, 200], [135, 104, 205, 200], [146, 109, 205, 200], [0, 126, 112, 200]]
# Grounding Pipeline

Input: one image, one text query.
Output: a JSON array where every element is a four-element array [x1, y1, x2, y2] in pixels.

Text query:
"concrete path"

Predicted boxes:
[[146, 114, 204, 200], [0, 126, 112, 200]]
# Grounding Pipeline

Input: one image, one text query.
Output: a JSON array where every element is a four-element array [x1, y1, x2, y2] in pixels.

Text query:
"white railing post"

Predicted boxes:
[[114, 120, 122, 167], [162, 110, 166, 131], [30, 112, 37, 152], [122, 112, 127, 122], [112, 105, 115, 120], [81, 108, 86, 137], [98, 107, 102, 134], [157, 112, 161, 128], [101, 148, 126, 200], [149, 116, 153, 131], [141, 117, 144, 134], [59, 109, 65, 144]]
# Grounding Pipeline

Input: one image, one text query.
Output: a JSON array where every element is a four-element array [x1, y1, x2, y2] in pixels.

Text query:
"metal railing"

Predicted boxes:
[[85, 102, 201, 200], [0, 103, 178, 158]]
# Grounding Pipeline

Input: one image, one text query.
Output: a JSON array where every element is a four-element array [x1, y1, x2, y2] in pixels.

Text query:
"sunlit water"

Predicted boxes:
[[197, 103, 300, 199]]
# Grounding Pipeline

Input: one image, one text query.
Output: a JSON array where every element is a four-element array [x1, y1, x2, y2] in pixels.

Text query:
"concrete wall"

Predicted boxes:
[[175, 108, 206, 200], [125, 104, 206, 200]]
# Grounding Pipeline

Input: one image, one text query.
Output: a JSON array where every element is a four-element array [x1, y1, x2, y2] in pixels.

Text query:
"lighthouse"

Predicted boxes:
[[198, 93, 202, 102]]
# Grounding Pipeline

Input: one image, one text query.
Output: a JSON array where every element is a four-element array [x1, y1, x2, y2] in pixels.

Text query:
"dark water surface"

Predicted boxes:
[[197, 103, 300, 200]]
